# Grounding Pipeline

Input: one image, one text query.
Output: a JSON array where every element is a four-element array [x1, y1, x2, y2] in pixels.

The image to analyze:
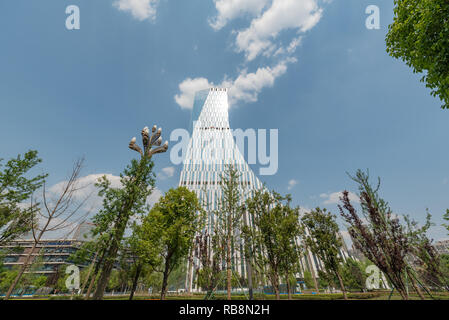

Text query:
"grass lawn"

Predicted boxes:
[[7, 291, 449, 300]]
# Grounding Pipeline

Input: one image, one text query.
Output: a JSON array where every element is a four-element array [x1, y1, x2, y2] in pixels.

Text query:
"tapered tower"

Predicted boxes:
[[178, 88, 263, 292]]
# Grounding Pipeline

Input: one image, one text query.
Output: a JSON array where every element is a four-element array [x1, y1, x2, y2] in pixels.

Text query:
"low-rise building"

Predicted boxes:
[[0, 222, 95, 274]]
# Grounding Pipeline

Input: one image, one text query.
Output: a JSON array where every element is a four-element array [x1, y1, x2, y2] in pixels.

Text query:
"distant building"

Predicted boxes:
[[434, 239, 449, 255], [0, 222, 95, 274], [348, 244, 365, 261]]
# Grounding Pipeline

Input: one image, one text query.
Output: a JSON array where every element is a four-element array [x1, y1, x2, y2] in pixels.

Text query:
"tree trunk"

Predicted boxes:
[[226, 213, 232, 300], [85, 269, 98, 300], [5, 238, 39, 299], [129, 264, 143, 300], [407, 269, 425, 300], [305, 249, 319, 293], [92, 218, 128, 300], [186, 244, 194, 295], [271, 274, 280, 300], [161, 261, 170, 300], [393, 274, 409, 300], [286, 275, 292, 300], [397, 288, 409, 300], [85, 250, 107, 300], [274, 282, 280, 300], [243, 210, 253, 300], [336, 272, 348, 300], [80, 249, 99, 295], [92, 242, 119, 300]]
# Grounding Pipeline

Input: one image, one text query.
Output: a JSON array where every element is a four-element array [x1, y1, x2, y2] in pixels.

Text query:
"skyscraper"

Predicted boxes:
[[178, 87, 263, 291], [178, 88, 355, 293]]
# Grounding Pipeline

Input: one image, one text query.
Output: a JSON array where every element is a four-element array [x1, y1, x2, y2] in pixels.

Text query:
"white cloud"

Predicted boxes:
[[113, 0, 160, 21], [158, 166, 175, 180], [209, 0, 270, 30], [176, 1, 328, 110], [224, 58, 294, 106], [162, 166, 175, 178], [29, 174, 162, 239], [175, 77, 213, 110], [320, 191, 360, 205], [287, 179, 298, 190], [174, 58, 294, 109], [48, 173, 162, 216], [235, 0, 323, 61]]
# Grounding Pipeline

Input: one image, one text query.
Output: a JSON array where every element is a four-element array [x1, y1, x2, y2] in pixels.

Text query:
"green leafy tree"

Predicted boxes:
[[125, 220, 161, 300], [386, 0, 449, 109], [405, 213, 449, 293], [215, 165, 245, 300], [278, 199, 302, 299], [0, 269, 19, 294], [317, 270, 331, 291], [141, 187, 203, 300], [341, 258, 366, 292], [91, 157, 155, 299], [245, 190, 301, 300], [440, 254, 449, 285], [444, 209, 449, 234], [92, 126, 167, 299], [302, 270, 315, 290], [195, 232, 224, 295], [5, 159, 86, 300], [0, 150, 47, 245], [301, 207, 348, 300], [32, 275, 47, 289]]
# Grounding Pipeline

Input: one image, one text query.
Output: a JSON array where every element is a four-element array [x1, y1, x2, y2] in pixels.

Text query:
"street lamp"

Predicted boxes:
[[129, 125, 168, 158]]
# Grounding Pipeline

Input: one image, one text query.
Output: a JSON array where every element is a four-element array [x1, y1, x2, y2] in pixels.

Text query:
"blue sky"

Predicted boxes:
[[1, 0, 448, 241]]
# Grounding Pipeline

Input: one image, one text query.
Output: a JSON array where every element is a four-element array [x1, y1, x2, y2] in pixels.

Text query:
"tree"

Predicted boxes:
[[215, 165, 245, 300], [405, 213, 449, 293], [141, 187, 203, 300], [91, 126, 168, 300], [386, 0, 449, 109], [0, 269, 19, 294], [340, 258, 366, 292], [4, 159, 88, 300], [301, 207, 348, 300], [125, 220, 161, 300], [245, 190, 301, 300], [0, 150, 47, 246], [195, 231, 224, 296], [443, 209, 449, 234], [302, 270, 314, 291], [339, 170, 411, 300], [277, 200, 302, 300]]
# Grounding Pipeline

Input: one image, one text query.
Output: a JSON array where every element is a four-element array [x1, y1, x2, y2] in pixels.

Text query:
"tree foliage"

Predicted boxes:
[[215, 165, 245, 300], [141, 187, 203, 300], [245, 190, 301, 300], [386, 0, 449, 109], [339, 169, 411, 299], [405, 212, 449, 291], [301, 207, 348, 299], [0, 150, 47, 245], [91, 155, 156, 299]]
